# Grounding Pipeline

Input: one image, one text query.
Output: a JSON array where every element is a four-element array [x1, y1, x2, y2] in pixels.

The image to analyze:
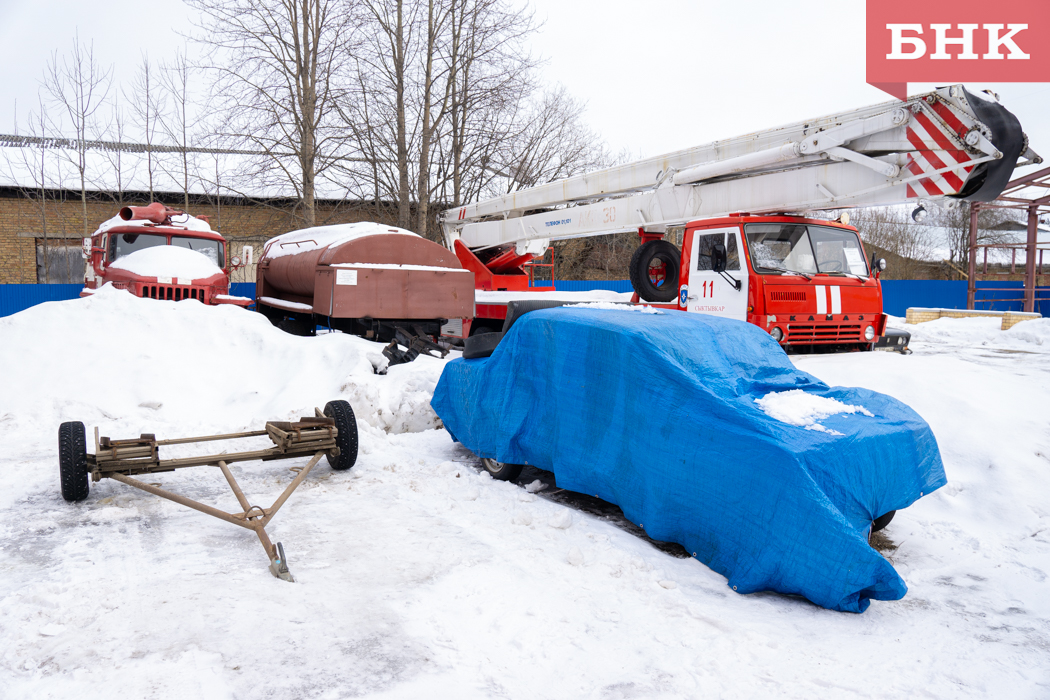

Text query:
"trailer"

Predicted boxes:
[[255, 223, 475, 351], [442, 85, 1039, 352], [57, 401, 358, 582]]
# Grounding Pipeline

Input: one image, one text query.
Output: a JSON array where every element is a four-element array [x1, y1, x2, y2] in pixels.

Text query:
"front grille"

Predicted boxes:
[[786, 324, 862, 343], [769, 290, 807, 302], [140, 285, 207, 302]]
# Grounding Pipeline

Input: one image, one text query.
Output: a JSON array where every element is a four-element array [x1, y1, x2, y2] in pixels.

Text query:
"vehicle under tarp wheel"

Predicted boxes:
[[872, 510, 896, 532], [629, 240, 681, 302], [481, 458, 523, 482], [59, 421, 89, 502], [323, 400, 359, 471]]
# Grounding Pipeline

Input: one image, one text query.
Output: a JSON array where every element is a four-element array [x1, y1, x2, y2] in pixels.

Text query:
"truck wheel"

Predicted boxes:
[[629, 240, 680, 302], [872, 510, 896, 532], [59, 421, 89, 502], [277, 317, 314, 336], [323, 400, 359, 471], [480, 458, 523, 482]]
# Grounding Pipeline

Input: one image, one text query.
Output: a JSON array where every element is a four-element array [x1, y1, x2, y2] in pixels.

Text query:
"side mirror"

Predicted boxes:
[[712, 243, 728, 273], [877, 258, 887, 271], [231, 255, 243, 269]]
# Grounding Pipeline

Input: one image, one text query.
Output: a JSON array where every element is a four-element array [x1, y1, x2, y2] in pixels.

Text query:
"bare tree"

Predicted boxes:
[[160, 49, 200, 209], [188, 0, 354, 227], [43, 34, 112, 234], [125, 53, 164, 199]]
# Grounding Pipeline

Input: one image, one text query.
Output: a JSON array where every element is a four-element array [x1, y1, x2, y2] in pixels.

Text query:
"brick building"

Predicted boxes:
[[0, 186, 398, 285]]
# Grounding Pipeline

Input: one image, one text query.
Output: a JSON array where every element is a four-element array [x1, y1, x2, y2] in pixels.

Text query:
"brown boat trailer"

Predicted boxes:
[[58, 400, 358, 582]]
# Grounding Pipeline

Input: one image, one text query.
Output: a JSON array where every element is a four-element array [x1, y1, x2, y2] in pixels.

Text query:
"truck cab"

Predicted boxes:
[[82, 203, 251, 306], [675, 215, 886, 350]]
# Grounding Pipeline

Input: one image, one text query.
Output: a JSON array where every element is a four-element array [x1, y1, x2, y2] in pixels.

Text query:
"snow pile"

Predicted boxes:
[[894, 314, 1050, 350], [1, 291, 1049, 697], [569, 301, 664, 314], [263, 222, 418, 260], [95, 212, 213, 234], [108, 246, 224, 281], [1003, 317, 1050, 346], [0, 286, 445, 445], [754, 389, 873, 435]]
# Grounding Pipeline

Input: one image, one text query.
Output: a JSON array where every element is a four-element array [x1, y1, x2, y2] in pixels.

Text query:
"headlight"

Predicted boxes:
[[770, 327, 784, 342], [864, 326, 875, 341]]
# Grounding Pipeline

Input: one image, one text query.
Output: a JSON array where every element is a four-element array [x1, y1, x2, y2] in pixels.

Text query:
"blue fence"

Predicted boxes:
[[3, 280, 1047, 318]]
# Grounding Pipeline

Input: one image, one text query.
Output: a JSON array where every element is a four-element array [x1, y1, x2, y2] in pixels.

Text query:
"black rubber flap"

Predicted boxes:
[[954, 88, 1025, 202]]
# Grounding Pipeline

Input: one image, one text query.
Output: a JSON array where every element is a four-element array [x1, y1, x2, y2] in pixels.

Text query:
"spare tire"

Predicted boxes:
[[463, 332, 504, 359], [629, 240, 681, 302], [323, 400, 359, 471]]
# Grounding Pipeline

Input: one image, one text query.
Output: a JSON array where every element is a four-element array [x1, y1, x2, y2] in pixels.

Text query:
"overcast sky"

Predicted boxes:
[[0, 0, 1046, 176]]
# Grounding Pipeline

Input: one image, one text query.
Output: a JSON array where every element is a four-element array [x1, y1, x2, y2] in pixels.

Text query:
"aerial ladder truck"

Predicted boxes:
[[440, 85, 1038, 351]]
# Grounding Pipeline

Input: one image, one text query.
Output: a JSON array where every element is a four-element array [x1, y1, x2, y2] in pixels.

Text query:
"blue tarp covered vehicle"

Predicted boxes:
[[431, 306, 946, 613]]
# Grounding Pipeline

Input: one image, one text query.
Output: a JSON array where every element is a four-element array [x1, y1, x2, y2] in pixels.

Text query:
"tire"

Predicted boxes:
[[323, 400, 359, 471], [277, 316, 315, 336], [629, 240, 681, 302], [59, 421, 89, 502], [480, 458, 523, 482], [872, 510, 896, 532], [463, 332, 504, 359]]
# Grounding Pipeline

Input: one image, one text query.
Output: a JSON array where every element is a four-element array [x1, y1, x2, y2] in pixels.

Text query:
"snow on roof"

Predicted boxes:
[[330, 262, 468, 272], [263, 222, 419, 260], [108, 246, 224, 281], [754, 389, 874, 436], [94, 212, 213, 235]]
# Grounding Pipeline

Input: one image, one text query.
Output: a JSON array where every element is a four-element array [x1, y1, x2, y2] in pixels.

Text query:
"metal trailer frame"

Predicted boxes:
[[70, 407, 354, 582], [968, 165, 1050, 314]]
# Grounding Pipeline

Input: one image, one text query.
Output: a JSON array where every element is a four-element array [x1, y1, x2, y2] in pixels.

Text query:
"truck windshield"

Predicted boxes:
[[745, 223, 868, 277], [172, 236, 224, 268], [108, 233, 167, 262]]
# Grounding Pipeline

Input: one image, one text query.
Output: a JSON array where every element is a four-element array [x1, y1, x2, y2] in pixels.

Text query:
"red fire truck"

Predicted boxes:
[[81, 203, 252, 307], [441, 85, 1037, 351]]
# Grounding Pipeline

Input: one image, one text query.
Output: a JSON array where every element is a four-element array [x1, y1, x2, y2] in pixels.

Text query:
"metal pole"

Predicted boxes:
[[967, 203, 978, 310], [1025, 205, 1038, 313]]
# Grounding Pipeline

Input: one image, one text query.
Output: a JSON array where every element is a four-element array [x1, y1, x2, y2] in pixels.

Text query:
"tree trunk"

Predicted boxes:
[[394, 0, 411, 230]]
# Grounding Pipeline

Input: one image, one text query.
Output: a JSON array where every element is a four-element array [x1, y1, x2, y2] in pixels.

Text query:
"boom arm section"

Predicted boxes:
[[442, 85, 1037, 251]]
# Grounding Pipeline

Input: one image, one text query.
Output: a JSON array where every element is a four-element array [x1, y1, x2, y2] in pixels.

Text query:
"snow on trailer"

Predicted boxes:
[[58, 402, 358, 582], [255, 222, 475, 359], [82, 203, 253, 307]]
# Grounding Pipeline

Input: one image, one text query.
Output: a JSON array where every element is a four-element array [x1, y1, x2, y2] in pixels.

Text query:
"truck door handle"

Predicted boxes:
[[686, 295, 698, 301]]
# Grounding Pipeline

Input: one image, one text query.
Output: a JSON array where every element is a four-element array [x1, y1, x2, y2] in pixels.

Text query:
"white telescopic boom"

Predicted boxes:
[[442, 85, 1035, 251]]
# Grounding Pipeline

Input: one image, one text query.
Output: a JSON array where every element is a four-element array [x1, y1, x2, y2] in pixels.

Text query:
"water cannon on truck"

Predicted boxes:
[[81, 202, 253, 307]]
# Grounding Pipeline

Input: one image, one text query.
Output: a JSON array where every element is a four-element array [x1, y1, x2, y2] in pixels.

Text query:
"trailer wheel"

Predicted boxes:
[[323, 400, 359, 471], [480, 458, 523, 482], [872, 510, 896, 532], [59, 421, 89, 502], [277, 317, 315, 337], [629, 240, 680, 303]]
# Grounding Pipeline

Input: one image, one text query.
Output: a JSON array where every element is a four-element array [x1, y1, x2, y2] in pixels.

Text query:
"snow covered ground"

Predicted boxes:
[[1, 291, 1048, 698]]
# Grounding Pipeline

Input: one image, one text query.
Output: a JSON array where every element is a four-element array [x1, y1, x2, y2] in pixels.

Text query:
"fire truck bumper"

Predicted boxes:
[[874, 329, 912, 354]]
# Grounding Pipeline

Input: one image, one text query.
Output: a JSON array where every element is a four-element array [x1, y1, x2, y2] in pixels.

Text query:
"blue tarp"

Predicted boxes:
[[431, 308, 946, 613]]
